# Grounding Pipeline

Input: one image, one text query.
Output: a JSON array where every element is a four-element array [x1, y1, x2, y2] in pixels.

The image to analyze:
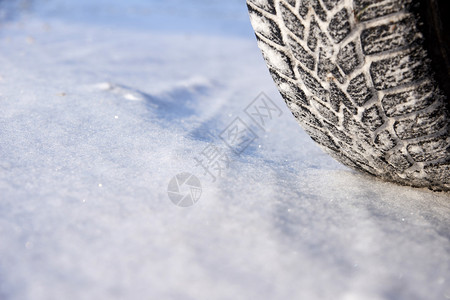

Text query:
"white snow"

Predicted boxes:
[[0, 1, 449, 300]]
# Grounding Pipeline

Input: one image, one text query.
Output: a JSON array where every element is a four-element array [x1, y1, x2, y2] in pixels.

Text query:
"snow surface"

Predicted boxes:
[[0, 1, 449, 299]]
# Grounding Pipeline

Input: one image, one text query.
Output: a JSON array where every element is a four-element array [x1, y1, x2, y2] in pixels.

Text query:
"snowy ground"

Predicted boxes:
[[0, 1, 449, 299]]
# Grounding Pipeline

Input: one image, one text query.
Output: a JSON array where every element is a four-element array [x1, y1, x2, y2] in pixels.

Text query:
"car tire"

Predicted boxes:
[[247, 0, 450, 191]]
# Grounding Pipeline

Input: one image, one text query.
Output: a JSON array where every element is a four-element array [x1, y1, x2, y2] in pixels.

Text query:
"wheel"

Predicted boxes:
[[247, 0, 450, 191]]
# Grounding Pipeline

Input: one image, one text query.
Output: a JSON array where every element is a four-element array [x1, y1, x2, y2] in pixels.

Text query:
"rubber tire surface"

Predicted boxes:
[[247, 0, 449, 191]]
